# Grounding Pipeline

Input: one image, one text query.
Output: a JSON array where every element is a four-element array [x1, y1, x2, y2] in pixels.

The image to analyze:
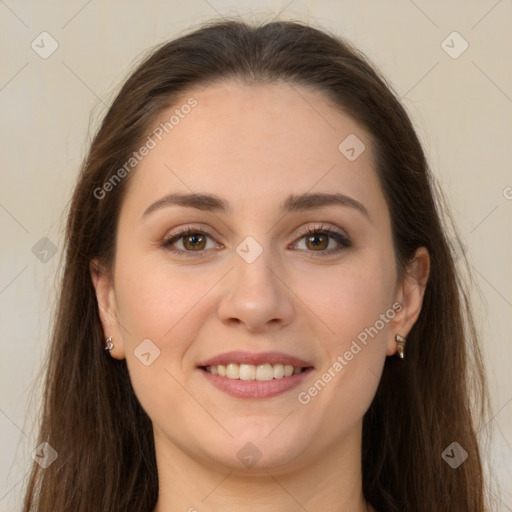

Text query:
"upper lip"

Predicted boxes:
[[197, 351, 313, 368]]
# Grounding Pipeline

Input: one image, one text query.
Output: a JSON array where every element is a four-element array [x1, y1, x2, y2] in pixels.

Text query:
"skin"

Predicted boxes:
[[91, 80, 430, 512]]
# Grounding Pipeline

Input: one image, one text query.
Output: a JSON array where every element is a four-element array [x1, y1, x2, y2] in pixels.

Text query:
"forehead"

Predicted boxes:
[[123, 80, 386, 219]]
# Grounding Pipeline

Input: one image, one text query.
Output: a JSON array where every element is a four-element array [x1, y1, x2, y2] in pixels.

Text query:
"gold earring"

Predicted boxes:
[[104, 336, 114, 351], [395, 334, 406, 359]]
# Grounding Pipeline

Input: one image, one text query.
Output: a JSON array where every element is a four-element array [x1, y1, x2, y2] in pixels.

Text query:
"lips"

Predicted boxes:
[[197, 350, 313, 368], [197, 350, 314, 399]]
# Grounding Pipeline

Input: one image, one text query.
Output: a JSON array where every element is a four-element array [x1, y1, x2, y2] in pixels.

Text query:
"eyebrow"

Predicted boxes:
[[142, 191, 370, 220]]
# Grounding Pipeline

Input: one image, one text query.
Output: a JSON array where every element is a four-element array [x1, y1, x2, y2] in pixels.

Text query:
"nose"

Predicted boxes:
[[216, 244, 295, 333]]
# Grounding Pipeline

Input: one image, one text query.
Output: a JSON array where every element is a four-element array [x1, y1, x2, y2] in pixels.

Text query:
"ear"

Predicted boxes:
[[386, 247, 431, 356], [90, 259, 126, 360]]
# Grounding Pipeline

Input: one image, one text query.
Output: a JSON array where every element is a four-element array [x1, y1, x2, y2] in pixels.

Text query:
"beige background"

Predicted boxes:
[[0, 1, 511, 510]]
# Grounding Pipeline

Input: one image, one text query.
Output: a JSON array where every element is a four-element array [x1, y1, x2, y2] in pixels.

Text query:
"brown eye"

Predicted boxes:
[[293, 226, 351, 257], [163, 228, 219, 257], [182, 233, 207, 251], [305, 233, 329, 251]]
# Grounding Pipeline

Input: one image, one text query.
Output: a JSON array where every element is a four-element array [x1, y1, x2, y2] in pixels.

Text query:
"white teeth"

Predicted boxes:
[[226, 363, 239, 379], [256, 363, 274, 381], [273, 363, 284, 379], [205, 363, 305, 380], [239, 364, 256, 380]]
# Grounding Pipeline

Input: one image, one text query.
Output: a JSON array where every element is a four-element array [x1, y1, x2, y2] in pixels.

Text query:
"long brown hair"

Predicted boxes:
[[22, 17, 490, 512]]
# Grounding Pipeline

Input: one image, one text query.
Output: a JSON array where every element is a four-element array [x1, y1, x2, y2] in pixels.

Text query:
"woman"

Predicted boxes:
[[22, 18, 489, 512]]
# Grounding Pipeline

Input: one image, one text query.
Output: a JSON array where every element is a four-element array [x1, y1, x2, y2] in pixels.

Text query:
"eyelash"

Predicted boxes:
[[161, 224, 351, 258]]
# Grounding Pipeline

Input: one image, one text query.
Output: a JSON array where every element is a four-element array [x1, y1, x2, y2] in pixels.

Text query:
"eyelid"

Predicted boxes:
[[290, 223, 351, 253], [293, 222, 349, 241], [162, 225, 222, 257]]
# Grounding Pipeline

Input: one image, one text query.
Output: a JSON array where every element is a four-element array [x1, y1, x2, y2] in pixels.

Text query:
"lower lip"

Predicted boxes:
[[199, 367, 313, 399]]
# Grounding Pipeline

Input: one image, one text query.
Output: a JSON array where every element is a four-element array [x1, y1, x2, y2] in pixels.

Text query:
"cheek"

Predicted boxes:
[[113, 256, 200, 416], [114, 252, 201, 340], [297, 256, 395, 344], [297, 275, 393, 433], [295, 252, 395, 401]]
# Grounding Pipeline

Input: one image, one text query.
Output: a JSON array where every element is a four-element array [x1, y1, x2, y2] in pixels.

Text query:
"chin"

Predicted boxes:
[[195, 425, 312, 473]]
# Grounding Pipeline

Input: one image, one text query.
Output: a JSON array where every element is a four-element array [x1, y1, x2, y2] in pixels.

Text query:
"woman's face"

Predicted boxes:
[[93, 80, 427, 473]]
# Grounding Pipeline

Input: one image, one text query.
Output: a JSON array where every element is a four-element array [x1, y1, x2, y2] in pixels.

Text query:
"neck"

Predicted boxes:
[[152, 421, 372, 512]]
